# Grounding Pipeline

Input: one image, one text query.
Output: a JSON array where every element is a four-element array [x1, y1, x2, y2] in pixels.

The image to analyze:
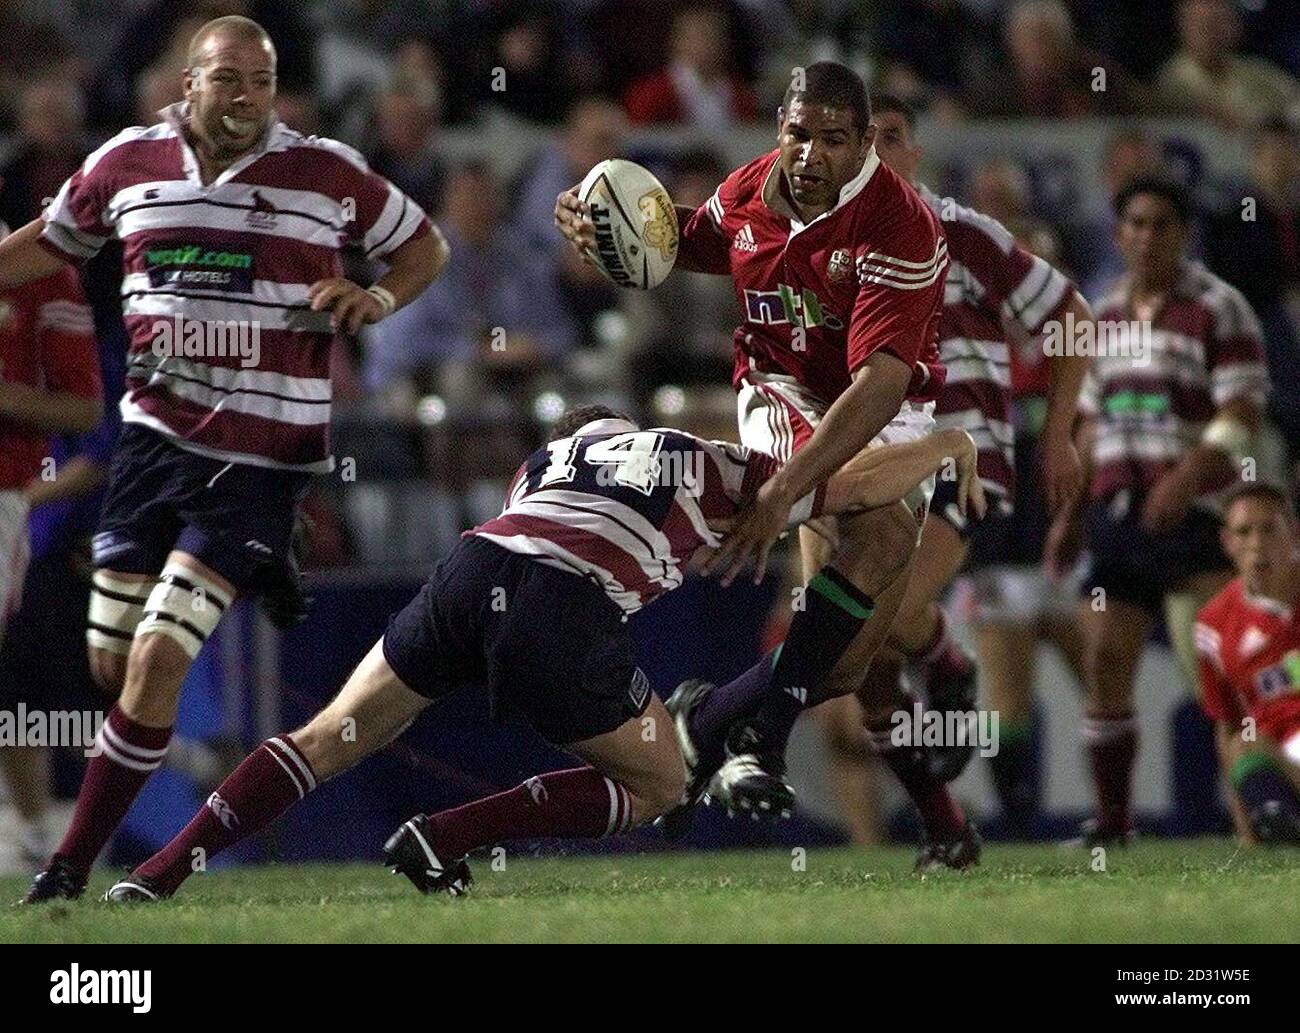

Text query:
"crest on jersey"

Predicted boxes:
[[827, 249, 853, 282], [1239, 625, 1271, 660], [246, 189, 278, 229]]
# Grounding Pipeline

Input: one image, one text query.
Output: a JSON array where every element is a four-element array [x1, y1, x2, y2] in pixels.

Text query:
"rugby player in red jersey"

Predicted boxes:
[[102, 406, 983, 901], [0, 16, 448, 903], [557, 63, 979, 862], [1194, 483, 1300, 845], [0, 220, 102, 865], [813, 96, 1090, 826]]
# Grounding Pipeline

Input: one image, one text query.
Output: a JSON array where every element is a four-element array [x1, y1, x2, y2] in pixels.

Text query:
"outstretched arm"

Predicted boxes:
[[0, 219, 70, 291], [821, 427, 986, 519]]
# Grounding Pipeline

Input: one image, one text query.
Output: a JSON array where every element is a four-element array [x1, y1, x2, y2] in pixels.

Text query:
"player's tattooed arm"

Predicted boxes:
[[308, 226, 447, 334], [823, 428, 986, 520], [0, 219, 70, 291], [0, 380, 101, 434]]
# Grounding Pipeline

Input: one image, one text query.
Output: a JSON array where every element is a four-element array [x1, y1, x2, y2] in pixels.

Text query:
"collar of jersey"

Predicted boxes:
[[761, 145, 880, 235], [573, 418, 640, 437], [1242, 585, 1296, 621], [159, 101, 294, 189]]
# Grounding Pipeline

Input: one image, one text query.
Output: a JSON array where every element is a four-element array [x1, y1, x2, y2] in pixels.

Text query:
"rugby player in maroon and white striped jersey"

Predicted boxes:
[[101, 406, 983, 902], [1, 16, 448, 903], [1046, 176, 1270, 846]]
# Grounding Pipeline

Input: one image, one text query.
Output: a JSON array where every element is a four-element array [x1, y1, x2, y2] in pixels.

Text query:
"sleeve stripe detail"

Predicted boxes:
[[706, 190, 724, 227], [859, 261, 948, 290], [862, 238, 947, 271]]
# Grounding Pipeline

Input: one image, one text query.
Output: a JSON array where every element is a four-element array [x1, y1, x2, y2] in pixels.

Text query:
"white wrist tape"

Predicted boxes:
[[366, 285, 397, 318]]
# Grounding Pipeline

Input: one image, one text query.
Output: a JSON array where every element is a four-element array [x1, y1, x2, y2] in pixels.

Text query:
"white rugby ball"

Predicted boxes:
[[578, 159, 678, 289]]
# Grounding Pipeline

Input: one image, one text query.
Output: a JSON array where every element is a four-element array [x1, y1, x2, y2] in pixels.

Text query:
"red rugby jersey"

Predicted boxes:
[[39, 102, 431, 472], [0, 267, 100, 489], [678, 148, 946, 410], [1195, 578, 1300, 743]]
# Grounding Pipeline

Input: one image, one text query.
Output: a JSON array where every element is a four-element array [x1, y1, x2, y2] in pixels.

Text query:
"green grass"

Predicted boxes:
[[3, 839, 1299, 943]]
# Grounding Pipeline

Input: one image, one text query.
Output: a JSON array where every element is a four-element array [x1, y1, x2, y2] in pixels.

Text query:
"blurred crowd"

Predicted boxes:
[[3, 0, 1300, 566]]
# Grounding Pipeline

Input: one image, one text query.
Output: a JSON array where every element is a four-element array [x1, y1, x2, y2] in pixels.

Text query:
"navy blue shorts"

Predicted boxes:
[[91, 424, 310, 592], [382, 536, 652, 745], [1082, 489, 1231, 614]]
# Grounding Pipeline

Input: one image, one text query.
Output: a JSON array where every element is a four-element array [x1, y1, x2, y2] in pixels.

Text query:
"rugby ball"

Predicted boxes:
[[578, 159, 678, 289]]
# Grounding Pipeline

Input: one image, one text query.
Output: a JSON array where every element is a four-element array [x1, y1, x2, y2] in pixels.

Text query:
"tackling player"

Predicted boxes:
[[1046, 176, 1270, 845], [104, 407, 983, 900], [5, 16, 447, 903], [1194, 483, 1300, 845], [556, 63, 960, 848]]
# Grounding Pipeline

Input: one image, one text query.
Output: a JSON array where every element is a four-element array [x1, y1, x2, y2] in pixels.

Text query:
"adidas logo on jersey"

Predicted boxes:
[[733, 223, 757, 253]]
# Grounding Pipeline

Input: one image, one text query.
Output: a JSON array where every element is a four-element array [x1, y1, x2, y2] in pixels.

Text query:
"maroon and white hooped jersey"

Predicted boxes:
[[917, 184, 1073, 511], [40, 102, 431, 472], [470, 418, 822, 615], [1079, 260, 1270, 508], [677, 147, 946, 413]]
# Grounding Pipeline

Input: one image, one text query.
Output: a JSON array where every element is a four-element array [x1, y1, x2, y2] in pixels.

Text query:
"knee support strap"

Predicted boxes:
[[135, 563, 235, 659], [87, 571, 156, 656]]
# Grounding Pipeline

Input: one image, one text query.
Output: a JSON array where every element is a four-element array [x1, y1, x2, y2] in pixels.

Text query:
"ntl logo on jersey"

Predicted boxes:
[[744, 283, 844, 331]]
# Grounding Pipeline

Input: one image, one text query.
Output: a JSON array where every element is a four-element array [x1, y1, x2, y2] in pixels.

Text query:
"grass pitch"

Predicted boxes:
[[3, 839, 1298, 943]]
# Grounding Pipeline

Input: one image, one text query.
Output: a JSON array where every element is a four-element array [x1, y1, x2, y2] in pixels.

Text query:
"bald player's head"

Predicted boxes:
[[187, 16, 276, 72], [183, 16, 278, 162]]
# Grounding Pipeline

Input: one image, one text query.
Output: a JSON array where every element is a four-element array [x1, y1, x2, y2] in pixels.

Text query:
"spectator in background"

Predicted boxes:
[[0, 16, 80, 133], [1204, 119, 1300, 459], [1074, 127, 1162, 299], [971, 0, 1140, 118], [86, 1, 315, 131], [366, 70, 445, 217], [273, 88, 323, 137], [623, 7, 757, 130], [365, 163, 577, 412], [512, 95, 626, 339], [1156, 0, 1300, 130], [617, 150, 736, 405], [875, 0, 995, 120], [0, 78, 93, 231], [479, 8, 575, 125]]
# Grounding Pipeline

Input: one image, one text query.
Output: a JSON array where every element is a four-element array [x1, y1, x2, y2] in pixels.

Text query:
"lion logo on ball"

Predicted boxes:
[[638, 190, 678, 262]]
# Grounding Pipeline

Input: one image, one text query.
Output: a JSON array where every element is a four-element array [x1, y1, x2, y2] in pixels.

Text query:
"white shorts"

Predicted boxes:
[[0, 491, 31, 635], [968, 562, 1085, 624], [736, 368, 938, 522]]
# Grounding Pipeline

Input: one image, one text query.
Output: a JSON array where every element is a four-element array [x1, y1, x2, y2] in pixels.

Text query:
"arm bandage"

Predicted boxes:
[[366, 285, 397, 318]]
